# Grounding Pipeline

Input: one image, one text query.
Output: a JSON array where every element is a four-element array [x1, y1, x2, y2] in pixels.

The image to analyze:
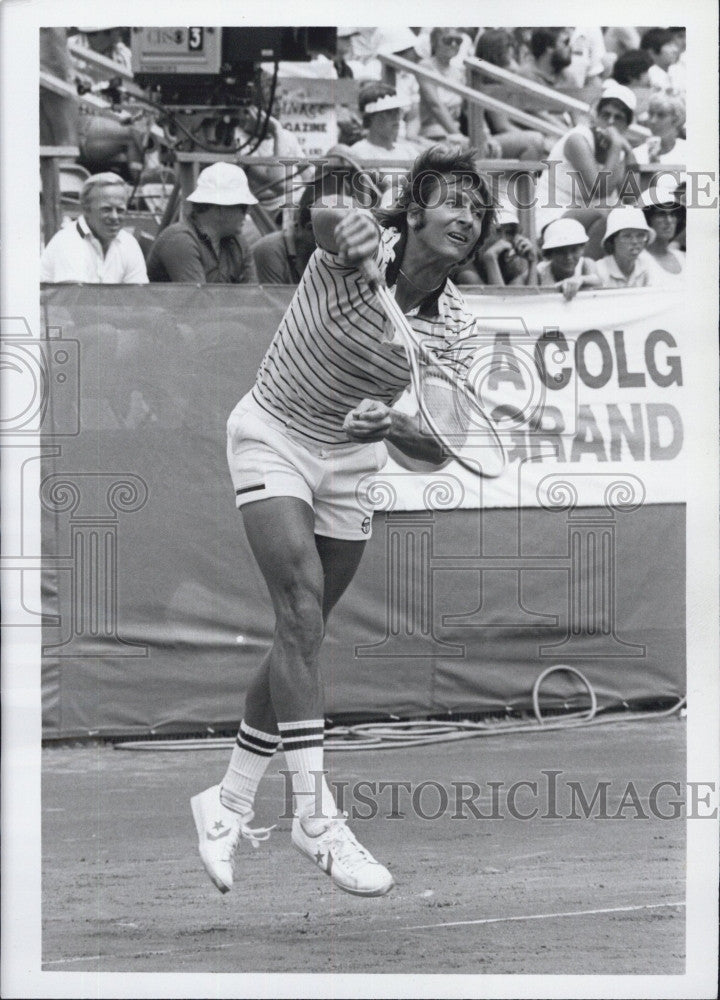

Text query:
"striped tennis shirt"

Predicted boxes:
[[252, 226, 475, 447]]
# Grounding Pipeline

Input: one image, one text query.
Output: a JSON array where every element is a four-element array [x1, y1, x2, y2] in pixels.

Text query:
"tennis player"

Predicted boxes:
[[192, 143, 495, 897]]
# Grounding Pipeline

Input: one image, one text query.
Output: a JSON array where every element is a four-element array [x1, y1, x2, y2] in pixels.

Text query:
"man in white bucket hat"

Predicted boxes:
[[596, 206, 660, 287], [147, 163, 258, 283]]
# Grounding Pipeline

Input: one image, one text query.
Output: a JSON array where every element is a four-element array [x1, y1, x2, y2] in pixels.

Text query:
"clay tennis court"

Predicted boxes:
[[42, 715, 685, 975]]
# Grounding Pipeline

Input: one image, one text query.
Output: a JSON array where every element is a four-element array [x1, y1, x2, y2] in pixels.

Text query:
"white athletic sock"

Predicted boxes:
[[278, 719, 338, 825], [220, 721, 280, 816]]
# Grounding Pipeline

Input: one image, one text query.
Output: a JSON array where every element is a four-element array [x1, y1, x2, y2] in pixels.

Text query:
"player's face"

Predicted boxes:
[[549, 244, 584, 280], [84, 186, 127, 248], [413, 177, 487, 264]]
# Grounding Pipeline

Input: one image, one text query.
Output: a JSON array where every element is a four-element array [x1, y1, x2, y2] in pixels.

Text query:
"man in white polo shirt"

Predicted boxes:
[[40, 172, 148, 283]]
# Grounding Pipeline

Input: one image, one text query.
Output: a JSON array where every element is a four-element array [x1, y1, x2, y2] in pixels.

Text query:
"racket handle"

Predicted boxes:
[[359, 257, 384, 293]]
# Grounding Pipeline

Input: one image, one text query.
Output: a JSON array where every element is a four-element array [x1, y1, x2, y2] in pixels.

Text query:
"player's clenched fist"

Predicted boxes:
[[311, 202, 380, 265], [333, 210, 380, 266], [343, 398, 392, 441]]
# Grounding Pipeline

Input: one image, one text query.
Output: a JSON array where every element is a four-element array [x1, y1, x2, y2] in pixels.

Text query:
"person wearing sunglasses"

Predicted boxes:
[[418, 28, 470, 144]]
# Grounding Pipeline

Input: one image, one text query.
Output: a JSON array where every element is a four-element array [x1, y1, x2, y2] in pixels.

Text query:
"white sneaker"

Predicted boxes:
[[191, 784, 273, 894], [291, 813, 394, 897]]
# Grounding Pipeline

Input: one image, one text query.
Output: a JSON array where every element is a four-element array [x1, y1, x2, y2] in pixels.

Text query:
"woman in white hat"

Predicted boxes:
[[534, 80, 638, 252], [595, 206, 660, 287], [536, 218, 601, 299]]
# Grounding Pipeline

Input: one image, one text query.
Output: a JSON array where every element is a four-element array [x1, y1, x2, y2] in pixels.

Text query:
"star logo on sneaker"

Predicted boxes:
[[207, 820, 231, 841], [315, 849, 332, 873]]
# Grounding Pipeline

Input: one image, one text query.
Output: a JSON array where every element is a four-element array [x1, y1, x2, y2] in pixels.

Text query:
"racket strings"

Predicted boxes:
[[419, 370, 470, 446]]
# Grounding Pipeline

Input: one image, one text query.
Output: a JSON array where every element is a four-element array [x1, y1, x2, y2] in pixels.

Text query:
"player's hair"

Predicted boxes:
[[80, 172, 127, 209], [640, 27, 675, 55], [611, 49, 653, 85], [530, 27, 567, 60], [375, 142, 496, 252]]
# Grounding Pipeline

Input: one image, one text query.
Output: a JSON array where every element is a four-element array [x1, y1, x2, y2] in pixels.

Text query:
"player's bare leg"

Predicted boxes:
[[193, 496, 393, 895]]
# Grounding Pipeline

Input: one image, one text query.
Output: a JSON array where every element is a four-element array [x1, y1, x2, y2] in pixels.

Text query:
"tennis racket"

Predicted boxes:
[[361, 259, 507, 478]]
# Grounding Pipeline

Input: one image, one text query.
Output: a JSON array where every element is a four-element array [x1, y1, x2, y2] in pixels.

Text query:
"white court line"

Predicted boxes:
[[403, 900, 686, 932], [43, 901, 686, 964]]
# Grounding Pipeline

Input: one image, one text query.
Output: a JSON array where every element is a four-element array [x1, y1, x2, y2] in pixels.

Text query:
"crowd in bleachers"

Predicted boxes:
[[40, 25, 688, 292]]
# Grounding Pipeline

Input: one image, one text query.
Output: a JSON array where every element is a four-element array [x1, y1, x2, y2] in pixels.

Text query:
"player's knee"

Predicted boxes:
[[275, 581, 325, 655]]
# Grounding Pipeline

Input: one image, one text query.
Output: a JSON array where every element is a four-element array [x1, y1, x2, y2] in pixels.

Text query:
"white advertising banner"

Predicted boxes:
[[372, 287, 689, 510]]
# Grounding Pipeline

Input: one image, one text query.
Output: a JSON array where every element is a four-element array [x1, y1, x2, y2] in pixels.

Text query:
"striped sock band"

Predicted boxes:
[[279, 719, 337, 821], [220, 721, 280, 816]]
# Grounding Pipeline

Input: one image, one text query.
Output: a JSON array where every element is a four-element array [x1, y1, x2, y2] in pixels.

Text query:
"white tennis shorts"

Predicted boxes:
[[226, 393, 387, 540]]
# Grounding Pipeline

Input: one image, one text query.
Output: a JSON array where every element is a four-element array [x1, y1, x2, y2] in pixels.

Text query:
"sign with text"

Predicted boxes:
[[274, 76, 339, 157], [376, 287, 688, 509]]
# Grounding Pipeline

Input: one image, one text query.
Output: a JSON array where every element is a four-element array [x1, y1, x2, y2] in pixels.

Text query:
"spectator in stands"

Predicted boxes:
[[638, 184, 685, 277], [603, 26, 642, 59], [518, 27, 574, 89], [146, 163, 257, 284], [640, 28, 680, 92], [633, 92, 686, 166], [40, 172, 148, 283], [595, 206, 659, 287], [610, 49, 654, 121], [350, 84, 419, 163], [666, 27, 686, 94], [334, 28, 360, 78], [510, 28, 534, 71], [567, 27, 608, 90], [376, 28, 424, 144], [534, 80, 638, 256], [233, 103, 311, 224], [252, 184, 318, 284], [418, 29, 469, 144], [536, 218, 601, 299], [71, 26, 132, 74], [473, 29, 546, 161], [413, 26, 474, 63], [611, 49, 654, 89], [477, 205, 538, 287]]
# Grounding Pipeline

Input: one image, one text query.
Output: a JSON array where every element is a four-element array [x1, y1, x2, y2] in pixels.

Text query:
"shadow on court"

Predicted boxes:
[[42, 718, 685, 975]]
